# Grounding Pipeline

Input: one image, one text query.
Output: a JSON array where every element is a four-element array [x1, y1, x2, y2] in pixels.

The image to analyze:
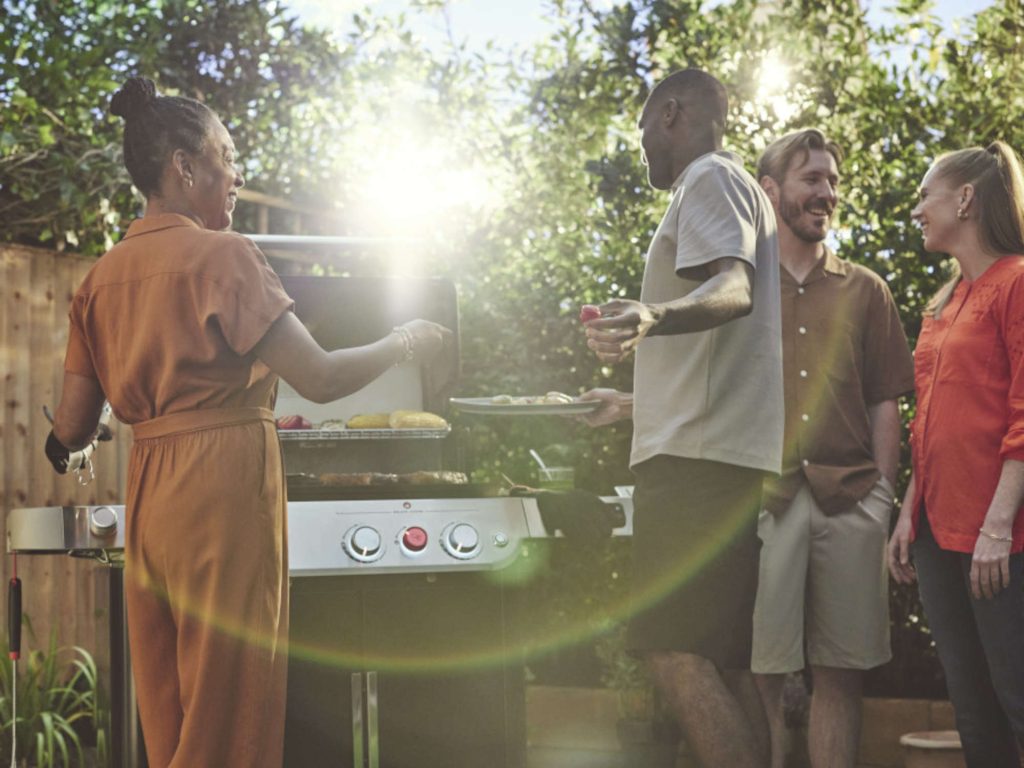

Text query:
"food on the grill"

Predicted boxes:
[[388, 410, 449, 429], [276, 414, 313, 430], [318, 419, 347, 430], [320, 472, 398, 486], [398, 471, 468, 485], [341, 411, 448, 430], [579, 304, 601, 323], [345, 413, 391, 429], [286, 473, 321, 487], [489, 392, 576, 406]]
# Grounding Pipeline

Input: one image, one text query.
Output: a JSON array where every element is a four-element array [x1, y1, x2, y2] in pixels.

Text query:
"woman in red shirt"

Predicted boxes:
[[888, 142, 1024, 767]]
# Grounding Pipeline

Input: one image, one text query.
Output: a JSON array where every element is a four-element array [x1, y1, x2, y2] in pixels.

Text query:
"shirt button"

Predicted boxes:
[[798, 287, 805, 295], [802, 459, 810, 467], [800, 370, 808, 378], [801, 414, 810, 422], [799, 326, 807, 334]]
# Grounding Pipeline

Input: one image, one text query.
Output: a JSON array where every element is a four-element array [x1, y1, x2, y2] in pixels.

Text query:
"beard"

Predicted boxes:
[[779, 195, 829, 244]]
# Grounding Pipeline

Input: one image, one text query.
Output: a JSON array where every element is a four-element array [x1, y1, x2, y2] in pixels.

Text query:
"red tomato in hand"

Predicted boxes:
[[579, 305, 601, 323]]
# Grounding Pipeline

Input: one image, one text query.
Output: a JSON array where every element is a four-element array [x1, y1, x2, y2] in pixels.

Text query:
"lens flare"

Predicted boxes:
[[757, 52, 799, 124], [129, 479, 796, 679]]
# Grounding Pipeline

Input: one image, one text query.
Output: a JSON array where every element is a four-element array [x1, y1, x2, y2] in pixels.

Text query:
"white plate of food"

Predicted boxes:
[[449, 393, 601, 416]]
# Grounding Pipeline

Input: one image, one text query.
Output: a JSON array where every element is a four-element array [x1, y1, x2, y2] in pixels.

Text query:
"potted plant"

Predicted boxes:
[[0, 622, 109, 768], [596, 624, 676, 767]]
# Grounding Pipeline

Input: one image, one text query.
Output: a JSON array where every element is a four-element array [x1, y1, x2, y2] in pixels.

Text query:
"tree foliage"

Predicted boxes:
[[0, 0, 345, 252]]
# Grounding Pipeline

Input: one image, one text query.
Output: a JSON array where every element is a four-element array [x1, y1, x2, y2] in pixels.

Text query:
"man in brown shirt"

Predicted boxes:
[[750, 129, 914, 768]]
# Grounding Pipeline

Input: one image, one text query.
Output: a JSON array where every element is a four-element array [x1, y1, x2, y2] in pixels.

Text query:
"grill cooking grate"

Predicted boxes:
[[277, 427, 450, 442]]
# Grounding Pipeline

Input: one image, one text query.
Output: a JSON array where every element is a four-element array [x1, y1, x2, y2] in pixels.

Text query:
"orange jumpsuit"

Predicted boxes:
[[63, 213, 294, 767]]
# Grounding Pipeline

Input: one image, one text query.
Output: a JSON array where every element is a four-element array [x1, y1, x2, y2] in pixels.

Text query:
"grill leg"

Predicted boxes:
[[110, 568, 146, 768]]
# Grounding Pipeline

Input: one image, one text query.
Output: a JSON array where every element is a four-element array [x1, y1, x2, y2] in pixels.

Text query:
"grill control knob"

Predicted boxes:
[[401, 526, 428, 555], [344, 526, 384, 563], [89, 506, 118, 538], [441, 523, 480, 560]]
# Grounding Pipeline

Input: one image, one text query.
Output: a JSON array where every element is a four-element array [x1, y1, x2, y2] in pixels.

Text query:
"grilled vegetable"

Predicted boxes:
[[345, 413, 392, 429], [276, 415, 313, 430], [388, 410, 449, 429]]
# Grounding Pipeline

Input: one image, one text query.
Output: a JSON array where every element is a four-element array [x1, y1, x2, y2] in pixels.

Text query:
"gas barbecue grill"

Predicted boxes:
[[9, 265, 632, 768], [277, 273, 537, 768], [7, 491, 631, 768]]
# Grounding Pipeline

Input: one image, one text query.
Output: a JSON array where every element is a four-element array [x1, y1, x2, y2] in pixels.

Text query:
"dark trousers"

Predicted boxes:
[[913, 513, 1024, 768]]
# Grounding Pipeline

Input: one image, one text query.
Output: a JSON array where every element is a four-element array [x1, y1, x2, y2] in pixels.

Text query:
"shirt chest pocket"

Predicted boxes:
[[812, 320, 862, 386], [937, 317, 1005, 388]]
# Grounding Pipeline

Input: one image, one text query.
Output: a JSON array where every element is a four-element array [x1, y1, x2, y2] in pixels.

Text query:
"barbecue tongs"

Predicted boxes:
[[42, 402, 113, 485]]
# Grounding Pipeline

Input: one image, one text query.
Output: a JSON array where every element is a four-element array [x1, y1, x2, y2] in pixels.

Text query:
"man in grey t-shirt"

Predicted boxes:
[[582, 69, 782, 768]]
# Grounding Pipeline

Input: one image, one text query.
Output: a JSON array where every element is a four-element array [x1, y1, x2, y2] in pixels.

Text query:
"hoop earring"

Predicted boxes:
[[957, 207, 968, 220]]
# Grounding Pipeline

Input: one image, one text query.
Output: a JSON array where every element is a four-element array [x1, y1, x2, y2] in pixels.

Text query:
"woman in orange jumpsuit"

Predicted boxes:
[[48, 77, 450, 768]]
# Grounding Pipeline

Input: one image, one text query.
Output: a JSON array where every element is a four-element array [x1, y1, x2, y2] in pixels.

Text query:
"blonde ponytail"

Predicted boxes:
[[924, 141, 1024, 318]]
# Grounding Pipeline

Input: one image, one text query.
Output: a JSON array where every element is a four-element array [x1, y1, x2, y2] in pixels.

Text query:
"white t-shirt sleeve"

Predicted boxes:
[[675, 160, 760, 274]]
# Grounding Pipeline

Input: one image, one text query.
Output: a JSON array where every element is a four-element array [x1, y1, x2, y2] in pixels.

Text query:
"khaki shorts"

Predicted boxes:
[[751, 477, 894, 674]]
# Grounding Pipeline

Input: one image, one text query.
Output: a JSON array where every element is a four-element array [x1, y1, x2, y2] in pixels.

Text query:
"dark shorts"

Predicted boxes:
[[626, 455, 766, 670]]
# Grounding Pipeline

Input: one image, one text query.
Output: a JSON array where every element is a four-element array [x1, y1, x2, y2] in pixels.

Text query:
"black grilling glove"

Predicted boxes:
[[44, 430, 72, 474]]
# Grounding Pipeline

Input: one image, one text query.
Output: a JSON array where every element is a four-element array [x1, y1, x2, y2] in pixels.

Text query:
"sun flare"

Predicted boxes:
[[342, 122, 500, 242], [757, 52, 799, 124]]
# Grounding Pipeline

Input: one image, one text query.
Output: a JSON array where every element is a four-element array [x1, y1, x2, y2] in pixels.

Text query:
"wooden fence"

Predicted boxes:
[[0, 243, 131, 675]]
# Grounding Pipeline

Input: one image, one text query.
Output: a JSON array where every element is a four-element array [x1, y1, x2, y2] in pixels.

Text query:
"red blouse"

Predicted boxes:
[[911, 256, 1024, 553]]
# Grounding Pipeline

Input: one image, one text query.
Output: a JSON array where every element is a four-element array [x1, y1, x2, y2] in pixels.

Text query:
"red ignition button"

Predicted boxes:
[[402, 526, 428, 552]]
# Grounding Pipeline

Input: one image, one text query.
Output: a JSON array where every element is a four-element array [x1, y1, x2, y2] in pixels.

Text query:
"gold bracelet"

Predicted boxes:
[[978, 527, 1013, 543], [392, 326, 415, 363]]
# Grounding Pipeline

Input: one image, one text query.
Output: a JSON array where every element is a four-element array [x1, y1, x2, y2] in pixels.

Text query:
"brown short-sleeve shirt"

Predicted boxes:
[[763, 249, 914, 515], [64, 213, 294, 423]]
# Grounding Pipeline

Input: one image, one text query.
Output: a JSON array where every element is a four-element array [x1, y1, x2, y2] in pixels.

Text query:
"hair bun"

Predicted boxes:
[[110, 77, 157, 119]]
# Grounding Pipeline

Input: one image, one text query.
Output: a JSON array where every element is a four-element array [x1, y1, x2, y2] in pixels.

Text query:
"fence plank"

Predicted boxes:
[[24, 249, 62, 654], [0, 244, 126, 677], [0, 250, 8, 578]]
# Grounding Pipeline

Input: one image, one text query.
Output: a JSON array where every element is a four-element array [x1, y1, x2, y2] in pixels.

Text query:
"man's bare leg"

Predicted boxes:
[[753, 672, 788, 768], [808, 666, 862, 768], [725, 670, 771, 764], [649, 651, 765, 768]]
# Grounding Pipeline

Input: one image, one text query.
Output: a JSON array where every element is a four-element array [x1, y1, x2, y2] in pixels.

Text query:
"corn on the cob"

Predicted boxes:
[[388, 410, 449, 429], [345, 413, 392, 429]]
